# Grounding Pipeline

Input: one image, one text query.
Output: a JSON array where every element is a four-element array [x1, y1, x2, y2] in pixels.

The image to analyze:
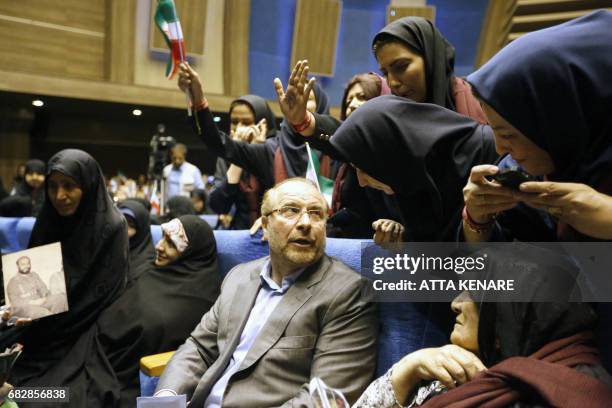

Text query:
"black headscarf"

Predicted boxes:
[[12, 160, 45, 196], [232, 94, 278, 138], [373, 16, 456, 110], [118, 199, 154, 284], [0, 196, 32, 217], [163, 195, 196, 222], [330, 95, 497, 241], [472, 244, 597, 367], [468, 10, 612, 185], [97, 215, 220, 406], [190, 188, 209, 214], [278, 81, 332, 178], [2, 149, 128, 397], [12, 159, 46, 216]]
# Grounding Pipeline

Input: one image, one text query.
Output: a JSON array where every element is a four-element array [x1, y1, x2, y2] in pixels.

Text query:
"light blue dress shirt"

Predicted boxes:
[[165, 162, 204, 201], [204, 262, 304, 407]]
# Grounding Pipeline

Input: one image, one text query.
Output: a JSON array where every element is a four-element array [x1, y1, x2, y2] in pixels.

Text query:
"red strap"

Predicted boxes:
[[273, 147, 289, 184]]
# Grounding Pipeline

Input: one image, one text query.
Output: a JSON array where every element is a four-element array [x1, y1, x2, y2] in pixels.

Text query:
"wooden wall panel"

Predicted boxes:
[[475, 0, 612, 67], [387, 5, 436, 24], [106, 0, 137, 83], [0, 69, 236, 113], [223, 0, 250, 97], [291, 0, 342, 77], [0, 0, 106, 80], [149, 0, 207, 56], [0, 0, 105, 32]]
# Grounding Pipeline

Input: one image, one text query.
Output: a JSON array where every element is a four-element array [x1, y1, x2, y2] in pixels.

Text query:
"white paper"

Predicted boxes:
[[2, 242, 68, 320]]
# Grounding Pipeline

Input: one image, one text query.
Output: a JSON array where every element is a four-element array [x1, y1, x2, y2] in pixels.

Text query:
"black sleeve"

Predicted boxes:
[[208, 181, 240, 215], [298, 114, 345, 162], [194, 108, 274, 186]]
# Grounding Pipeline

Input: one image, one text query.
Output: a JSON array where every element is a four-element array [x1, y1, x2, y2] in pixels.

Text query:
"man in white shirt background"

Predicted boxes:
[[163, 143, 204, 202]]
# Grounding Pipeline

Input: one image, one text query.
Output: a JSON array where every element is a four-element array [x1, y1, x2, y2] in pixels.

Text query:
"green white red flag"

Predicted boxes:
[[305, 143, 334, 208], [154, 0, 186, 80]]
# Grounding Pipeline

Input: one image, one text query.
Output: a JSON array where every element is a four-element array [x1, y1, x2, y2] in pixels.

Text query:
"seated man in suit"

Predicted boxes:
[[154, 177, 378, 406]]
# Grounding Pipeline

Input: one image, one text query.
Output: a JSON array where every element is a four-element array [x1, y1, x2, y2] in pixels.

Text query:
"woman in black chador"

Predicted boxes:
[[1, 149, 128, 407]]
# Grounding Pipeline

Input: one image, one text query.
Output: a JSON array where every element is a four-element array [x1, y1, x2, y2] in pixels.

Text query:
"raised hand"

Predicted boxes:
[[274, 60, 316, 125], [177, 62, 205, 105]]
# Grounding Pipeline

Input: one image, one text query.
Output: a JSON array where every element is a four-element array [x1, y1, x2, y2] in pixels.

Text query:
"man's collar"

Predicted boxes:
[[251, 255, 330, 289], [259, 260, 304, 294]]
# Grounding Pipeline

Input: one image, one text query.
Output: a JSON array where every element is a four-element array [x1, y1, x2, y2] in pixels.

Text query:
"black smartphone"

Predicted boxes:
[[490, 167, 534, 189]]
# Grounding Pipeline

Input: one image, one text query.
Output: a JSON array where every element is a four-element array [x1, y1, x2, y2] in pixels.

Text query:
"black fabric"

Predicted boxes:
[[373, 16, 456, 110], [467, 10, 612, 185], [472, 243, 598, 367], [327, 167, 402, 239], [190, 188, 212, 215], [195, 96, 279, 189], [2, 149, 128, 407], [11, 159, 46, 217], [96, 215, 220, 407], [0, 195, 32, 217], [0, 178, 7, 202], [208, 157, 251, 230], [118, 199, 155, 285], [161, 195, 196, 223], [330, 95, 497, 241]]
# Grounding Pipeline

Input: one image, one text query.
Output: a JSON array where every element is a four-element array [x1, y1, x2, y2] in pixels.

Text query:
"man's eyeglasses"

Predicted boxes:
[[264, 206, 326, 222]]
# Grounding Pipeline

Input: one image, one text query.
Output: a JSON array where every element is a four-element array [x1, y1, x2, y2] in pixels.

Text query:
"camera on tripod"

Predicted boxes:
[[148, 123, 176, 181]]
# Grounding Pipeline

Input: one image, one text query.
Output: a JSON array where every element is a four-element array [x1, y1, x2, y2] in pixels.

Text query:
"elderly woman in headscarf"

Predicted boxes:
[[118, 199, 155, 285], [0, 149, 128, 407], [96, 215, 220, 407], [10, 159, 46, 217], [355, 244, 612, 407]]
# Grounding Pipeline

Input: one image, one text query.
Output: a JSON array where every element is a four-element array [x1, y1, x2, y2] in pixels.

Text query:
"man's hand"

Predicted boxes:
[[274, 60, 315, 125], [517, 181, 612, 239], [177, 62, 205, 106]]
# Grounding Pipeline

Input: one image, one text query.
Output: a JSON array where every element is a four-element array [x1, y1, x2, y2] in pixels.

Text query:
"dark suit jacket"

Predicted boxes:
[[155, 255, 378, 407]]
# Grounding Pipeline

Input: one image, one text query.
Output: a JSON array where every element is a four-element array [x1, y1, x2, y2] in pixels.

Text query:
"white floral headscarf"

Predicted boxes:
[[161, 218, 189, 253]]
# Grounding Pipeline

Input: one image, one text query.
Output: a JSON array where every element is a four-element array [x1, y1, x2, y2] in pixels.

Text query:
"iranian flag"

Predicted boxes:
[[305, 143, 334, 208], [154, 0, 186, 80]]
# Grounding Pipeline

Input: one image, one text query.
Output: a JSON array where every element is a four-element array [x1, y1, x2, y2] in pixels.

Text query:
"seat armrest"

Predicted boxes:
[[139, 351, 175, 377]]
